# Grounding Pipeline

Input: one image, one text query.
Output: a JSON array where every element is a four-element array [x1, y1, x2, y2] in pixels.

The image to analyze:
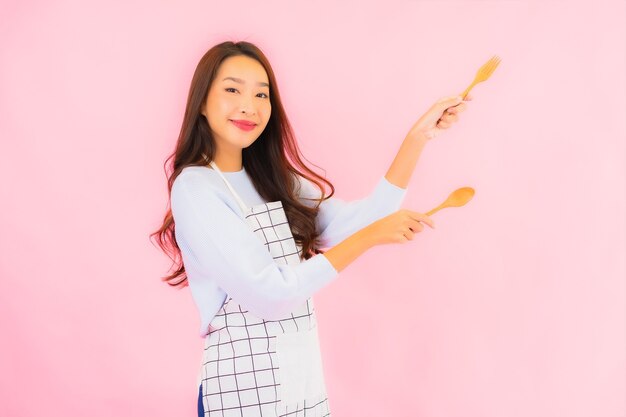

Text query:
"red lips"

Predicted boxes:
[[230, 119, 257, 132]]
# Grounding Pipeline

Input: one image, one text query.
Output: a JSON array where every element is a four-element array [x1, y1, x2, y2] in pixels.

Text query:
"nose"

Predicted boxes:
[[239, 98, 255, 115]]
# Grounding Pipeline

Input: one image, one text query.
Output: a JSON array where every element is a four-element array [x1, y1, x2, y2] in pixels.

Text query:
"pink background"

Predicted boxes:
[[1, 1, 624, 416]]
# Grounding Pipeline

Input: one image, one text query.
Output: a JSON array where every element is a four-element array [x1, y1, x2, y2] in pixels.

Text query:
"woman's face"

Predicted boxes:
[[202, 55, 271, 156]]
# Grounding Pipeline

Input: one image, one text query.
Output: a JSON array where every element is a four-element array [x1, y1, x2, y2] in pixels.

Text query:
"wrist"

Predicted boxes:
[[355, 227, 377, 250], [407, 129, 430, 143]]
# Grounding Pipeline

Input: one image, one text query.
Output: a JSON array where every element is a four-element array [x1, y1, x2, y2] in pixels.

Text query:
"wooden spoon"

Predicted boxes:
[[426, 187, 475, 216]]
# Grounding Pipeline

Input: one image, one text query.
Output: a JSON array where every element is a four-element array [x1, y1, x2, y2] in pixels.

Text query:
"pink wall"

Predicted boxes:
[[1, 1, 624, 416]]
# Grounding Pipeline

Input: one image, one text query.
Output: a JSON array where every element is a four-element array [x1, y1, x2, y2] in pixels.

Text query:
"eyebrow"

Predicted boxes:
[[222, 77, 269, 88]]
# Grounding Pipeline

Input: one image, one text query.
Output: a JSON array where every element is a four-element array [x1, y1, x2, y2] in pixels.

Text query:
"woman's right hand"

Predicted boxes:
[[323, 209, 435, 272], [364, 209, 435, 245]]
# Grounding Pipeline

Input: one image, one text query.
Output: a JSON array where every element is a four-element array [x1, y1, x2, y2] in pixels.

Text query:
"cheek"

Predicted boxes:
[[216, 95, 236, 114], [261, 103, 272, 122], [207, 93, 234, 116]]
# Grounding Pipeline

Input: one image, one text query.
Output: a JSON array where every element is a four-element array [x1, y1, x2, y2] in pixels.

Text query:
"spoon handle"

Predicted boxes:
[[425, 205, 445, 216]]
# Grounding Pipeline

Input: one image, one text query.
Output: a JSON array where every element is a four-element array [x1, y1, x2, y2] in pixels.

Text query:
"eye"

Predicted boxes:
[[257, 92, 269, 99], [225, 87, 237, 93]]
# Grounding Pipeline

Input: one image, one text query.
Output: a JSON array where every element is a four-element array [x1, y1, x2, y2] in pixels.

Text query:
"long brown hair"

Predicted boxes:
[[149, 40, 336, 288]]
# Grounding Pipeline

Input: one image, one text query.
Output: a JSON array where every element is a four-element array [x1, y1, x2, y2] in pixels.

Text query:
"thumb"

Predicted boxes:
[[437, 95, 463, 109], [450, 95, 464, 105]]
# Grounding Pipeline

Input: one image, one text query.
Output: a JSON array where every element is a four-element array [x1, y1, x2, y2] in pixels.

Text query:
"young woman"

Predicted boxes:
[[151, 40, 471, 417]]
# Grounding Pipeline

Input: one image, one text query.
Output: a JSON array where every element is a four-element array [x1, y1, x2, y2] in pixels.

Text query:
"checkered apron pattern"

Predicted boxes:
[[197, 161, 331, 417]]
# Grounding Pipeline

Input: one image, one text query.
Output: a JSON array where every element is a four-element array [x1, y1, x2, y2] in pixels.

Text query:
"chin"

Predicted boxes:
[[243, 138, 260, 148]]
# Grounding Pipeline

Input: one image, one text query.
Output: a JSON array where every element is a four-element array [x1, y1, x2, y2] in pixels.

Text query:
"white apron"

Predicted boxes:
[[197, 160, 331, 417]]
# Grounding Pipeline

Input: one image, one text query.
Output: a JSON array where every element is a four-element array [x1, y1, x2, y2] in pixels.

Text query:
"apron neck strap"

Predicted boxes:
[[208, 160, 249, 214]]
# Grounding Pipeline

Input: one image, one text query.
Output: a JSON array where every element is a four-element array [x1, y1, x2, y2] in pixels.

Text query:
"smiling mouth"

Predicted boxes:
[[230, 120, 257, 131]]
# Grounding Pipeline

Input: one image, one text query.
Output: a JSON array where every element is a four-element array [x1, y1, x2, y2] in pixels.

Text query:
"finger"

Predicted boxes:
[[424, 218, 435, 229], [448, 103, 467, 114], [437, 121, 450, 129], [406, 228, 419, 239], [444, 112, 458, 121], [408, 220, 424, 233], [440, 110, 459, 123], [449, 103, 467, 113], [440, 95, 463, 109], [408, 212, 435, 228], [451, 95, 464, 106]]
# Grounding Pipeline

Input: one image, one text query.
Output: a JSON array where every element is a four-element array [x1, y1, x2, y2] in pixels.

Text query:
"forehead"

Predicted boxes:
[[216, 55, 269, 84]]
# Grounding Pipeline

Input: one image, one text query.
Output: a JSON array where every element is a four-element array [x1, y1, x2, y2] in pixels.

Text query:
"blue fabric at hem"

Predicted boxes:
[[198, 383, 204, 417]]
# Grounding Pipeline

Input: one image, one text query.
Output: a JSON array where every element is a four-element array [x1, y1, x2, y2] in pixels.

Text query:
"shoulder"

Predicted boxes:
[[173, 166, 218, 190], [171, 166, 226, 206]]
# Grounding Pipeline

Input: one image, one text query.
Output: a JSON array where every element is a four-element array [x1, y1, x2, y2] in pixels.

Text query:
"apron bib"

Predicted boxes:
[[197, 160, 331, 417]]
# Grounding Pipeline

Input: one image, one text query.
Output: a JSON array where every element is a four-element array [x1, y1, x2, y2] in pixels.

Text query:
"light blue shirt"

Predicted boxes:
[[170, 165, 408, 337]]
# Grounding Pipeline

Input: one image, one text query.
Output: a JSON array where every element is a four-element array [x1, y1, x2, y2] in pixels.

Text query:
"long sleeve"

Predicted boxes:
[[296, 175, 408, 248], [171, 171, 339, 322]]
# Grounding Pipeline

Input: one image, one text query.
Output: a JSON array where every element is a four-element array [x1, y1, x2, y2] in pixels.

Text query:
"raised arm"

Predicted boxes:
[[385, 94, 471, 188]]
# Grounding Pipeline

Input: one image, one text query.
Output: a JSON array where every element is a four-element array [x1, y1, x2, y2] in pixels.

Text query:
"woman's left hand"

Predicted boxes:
[[407, 94, 473, 141]]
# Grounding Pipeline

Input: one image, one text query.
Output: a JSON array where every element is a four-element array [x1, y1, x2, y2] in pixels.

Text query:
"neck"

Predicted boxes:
[[212, 148, 243, 172]]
